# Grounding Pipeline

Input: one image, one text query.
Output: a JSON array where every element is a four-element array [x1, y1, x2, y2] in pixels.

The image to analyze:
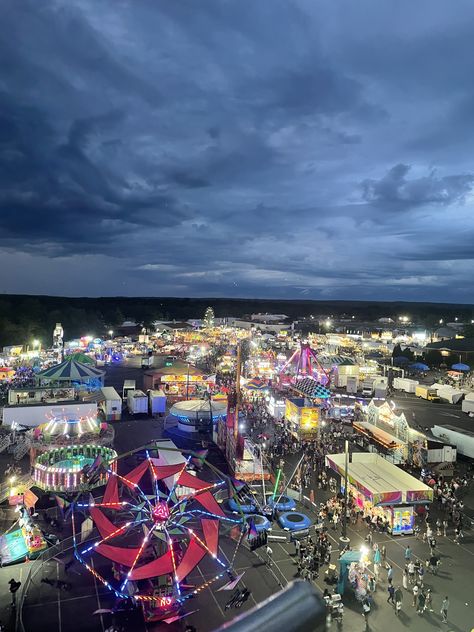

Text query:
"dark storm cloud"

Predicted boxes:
[[1, 0, 474, 300], [361, 164, 474, 209]]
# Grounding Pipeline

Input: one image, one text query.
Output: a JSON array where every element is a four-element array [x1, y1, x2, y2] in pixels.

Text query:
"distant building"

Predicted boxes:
[[425, 337, 474, 362], [250, 313, 288, 323]]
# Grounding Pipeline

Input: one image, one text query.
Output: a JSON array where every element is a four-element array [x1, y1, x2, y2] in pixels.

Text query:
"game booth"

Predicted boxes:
[[143, 362, 214, 401], [285, 398, 320, 439], [0, 505, 47, 565], [325, 453, 433, 535]]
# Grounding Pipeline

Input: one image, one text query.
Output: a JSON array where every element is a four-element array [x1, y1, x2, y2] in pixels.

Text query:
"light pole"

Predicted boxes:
[[340, 439, 350, 546]]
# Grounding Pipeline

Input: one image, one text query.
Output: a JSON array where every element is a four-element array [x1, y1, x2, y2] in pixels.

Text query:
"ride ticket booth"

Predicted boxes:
[[325, 453, 433, 535]]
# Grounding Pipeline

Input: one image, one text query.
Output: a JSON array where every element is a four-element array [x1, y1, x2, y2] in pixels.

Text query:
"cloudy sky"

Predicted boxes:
[[1, 0, 474, 301]]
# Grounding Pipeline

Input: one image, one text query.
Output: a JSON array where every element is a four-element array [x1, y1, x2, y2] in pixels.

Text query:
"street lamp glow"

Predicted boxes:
[[439, 319, 443, 324], [325, 319, 331, 328], [32, 339, 40, 348], [108, 329, 113, 337]]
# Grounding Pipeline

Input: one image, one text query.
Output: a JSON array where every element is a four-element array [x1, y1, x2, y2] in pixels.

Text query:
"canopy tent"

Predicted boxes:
[[38, 357, 105, 384], [243, 377, 269, 390], [409, 362, 429, 371], [451, 363, 470, 372], [325, 452, 433, 506]]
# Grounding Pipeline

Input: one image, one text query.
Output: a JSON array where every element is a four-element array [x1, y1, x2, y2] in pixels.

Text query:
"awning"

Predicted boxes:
[[354, 421, 406, 449]]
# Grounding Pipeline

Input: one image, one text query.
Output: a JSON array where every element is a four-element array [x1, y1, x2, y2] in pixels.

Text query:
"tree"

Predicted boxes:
[[203, 306, 215, 328]]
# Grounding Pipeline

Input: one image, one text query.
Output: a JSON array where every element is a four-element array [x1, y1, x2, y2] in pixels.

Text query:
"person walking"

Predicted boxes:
[[381, 544, 386, 562], [408, 560, 415, 583], [442, 519, 448, 537], [266, 545, 273, 567], [8, 579, 21, 608], [441, 596, 449, 623], [417, 591, 426, 615], [387, 564, 393, 585], [373, 562, 380, 581], [425, 588, 433, 612], [412, 583, 419, 607], [404, 545, 412, 562], [394, 586, 403, 616], [402, 568, 408, 590], [387, 584, 395, 605]]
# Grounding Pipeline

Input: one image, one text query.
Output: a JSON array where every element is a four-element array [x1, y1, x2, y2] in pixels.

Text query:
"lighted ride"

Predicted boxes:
[[280, 342, 330, 386], [71, 447, 244, 622]]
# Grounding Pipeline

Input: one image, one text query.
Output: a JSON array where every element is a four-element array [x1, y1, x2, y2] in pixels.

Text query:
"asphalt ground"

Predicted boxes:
[[2, 357, 474, 632]]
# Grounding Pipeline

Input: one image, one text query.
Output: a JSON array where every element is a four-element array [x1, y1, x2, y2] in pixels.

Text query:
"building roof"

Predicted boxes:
[[325, 452, 433, 505], [145, 361, 203, 376], [38, 357, 105, 382], [426, 337, 474, 352]]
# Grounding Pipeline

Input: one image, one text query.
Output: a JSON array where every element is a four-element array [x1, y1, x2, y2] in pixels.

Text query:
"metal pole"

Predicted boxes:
[[276, 454, 305, 505], [340, 439, 350, 545], [272, 468, 282, 500], [186, 361, 190, 400], [234, 342, 241, 440], [260, 446, 266, 502]]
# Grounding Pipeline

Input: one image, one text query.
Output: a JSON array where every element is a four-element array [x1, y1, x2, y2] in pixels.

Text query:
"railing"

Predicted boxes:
[[16, 534, 94, 632]]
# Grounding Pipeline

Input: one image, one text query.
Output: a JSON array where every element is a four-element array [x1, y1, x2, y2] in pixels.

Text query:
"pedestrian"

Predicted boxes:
[[442, 519, 448, 537], [381, 545, 386, 562], [417, 591, 426, 615], [295, 539, 301, 556], [387, 584, 395, 605], [412, 583, 419, 607], [266, 545, 273, 566], [402, 568, 408, 590], [373, 562, 380, 581], [408, 560, 415, 583], [436, 519, 442, 536], [394, 586, 403, 616], [404, 545, 411, 561], [8, 579, 21, 607], [373, 547, 381, 565], [387, 564, 393, 584], [425, 589, 433, 612], [417, 562, 424, 587], [441, 596, 449, 623]]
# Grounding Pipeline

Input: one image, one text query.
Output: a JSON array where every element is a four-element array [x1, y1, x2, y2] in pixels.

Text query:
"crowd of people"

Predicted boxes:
[[236, 390, 472, 628]]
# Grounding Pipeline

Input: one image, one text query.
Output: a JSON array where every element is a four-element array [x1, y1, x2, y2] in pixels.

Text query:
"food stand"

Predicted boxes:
[[143, 362, 213, 401], [325, 453, 433, 535], [285, 398, 320, 439]]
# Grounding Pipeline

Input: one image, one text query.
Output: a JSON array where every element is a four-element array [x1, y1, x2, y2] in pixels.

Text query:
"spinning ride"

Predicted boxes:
[[71, 447, 243, 620], [280, 343, 330, 386]]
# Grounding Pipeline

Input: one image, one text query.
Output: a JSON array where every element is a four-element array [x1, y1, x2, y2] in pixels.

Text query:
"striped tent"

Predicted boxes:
[[38, 357, 105, 383]]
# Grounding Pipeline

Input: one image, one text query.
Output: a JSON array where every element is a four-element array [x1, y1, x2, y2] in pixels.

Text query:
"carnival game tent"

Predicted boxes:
[[325, 452, 433, 505], [38, 357, 105, 386]]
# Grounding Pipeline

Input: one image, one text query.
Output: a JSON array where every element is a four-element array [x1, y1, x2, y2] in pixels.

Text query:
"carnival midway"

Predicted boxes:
[[0, 309, 473, 632]]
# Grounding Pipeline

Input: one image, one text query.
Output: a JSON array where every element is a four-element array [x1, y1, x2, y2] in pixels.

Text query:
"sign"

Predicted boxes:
[[23, 489, 39, 509]]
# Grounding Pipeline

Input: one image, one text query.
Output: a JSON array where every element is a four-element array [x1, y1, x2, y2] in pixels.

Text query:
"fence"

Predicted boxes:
[[16, 533, 95, 632]]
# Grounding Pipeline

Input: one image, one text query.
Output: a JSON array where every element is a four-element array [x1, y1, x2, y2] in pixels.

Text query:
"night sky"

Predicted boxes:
[[2, 1, 474, 301]]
